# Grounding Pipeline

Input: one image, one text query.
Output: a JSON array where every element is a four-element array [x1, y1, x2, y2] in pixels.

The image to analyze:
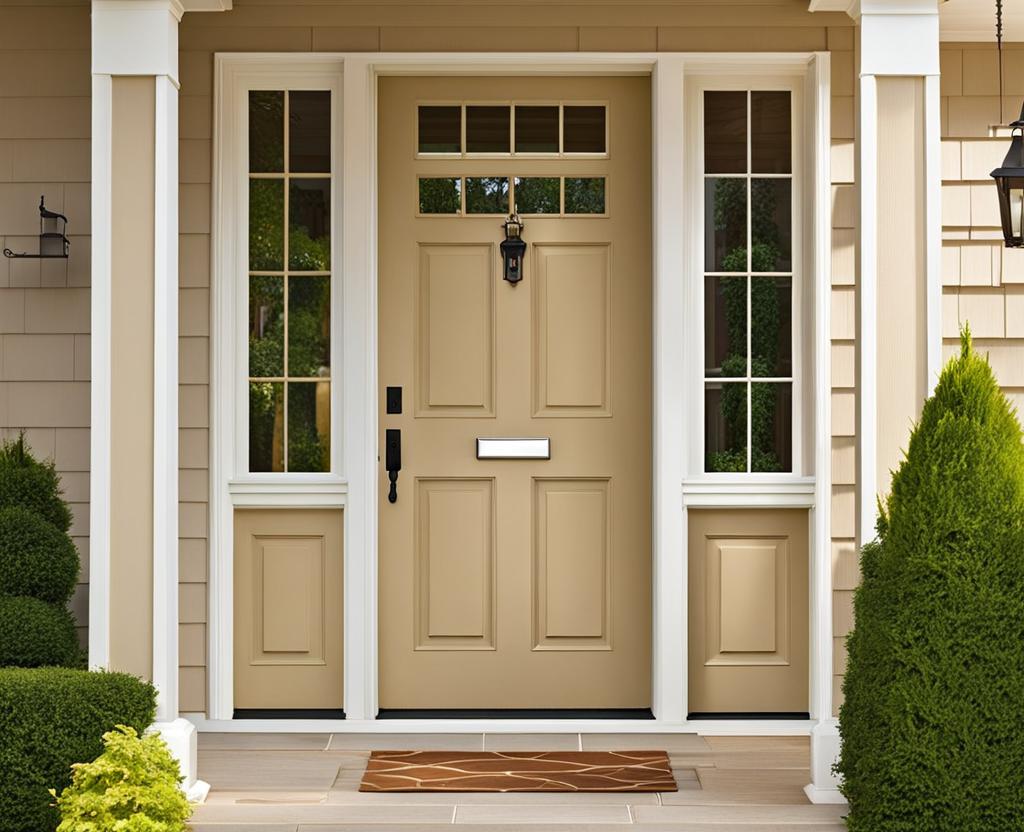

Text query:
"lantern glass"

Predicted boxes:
[[40, 234, 64, 257]]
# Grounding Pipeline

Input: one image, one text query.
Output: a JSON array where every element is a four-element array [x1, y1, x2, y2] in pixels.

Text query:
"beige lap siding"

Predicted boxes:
[[0, 2, 91, 648], [940, 43, 1024, 419]]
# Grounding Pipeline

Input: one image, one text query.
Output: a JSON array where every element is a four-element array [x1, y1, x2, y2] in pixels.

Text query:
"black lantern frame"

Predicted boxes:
[[500, 213, 527, 285], [3, 196, 70, 259], [992, 105, 1024, 248]]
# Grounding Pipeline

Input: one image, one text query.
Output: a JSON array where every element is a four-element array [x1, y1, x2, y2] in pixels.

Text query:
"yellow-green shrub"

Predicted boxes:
[[52, 725, 191, 832]]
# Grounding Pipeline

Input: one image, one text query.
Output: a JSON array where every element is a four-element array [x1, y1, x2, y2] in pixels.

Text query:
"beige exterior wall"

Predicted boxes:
[[0, 1, 91, 648]]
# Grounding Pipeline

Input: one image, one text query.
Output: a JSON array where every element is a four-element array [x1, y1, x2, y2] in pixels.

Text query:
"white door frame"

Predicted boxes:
[[203, 51, 832, 736]]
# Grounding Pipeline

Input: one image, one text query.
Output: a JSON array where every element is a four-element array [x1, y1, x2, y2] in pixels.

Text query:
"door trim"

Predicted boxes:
[[208, 51, 833, 731]]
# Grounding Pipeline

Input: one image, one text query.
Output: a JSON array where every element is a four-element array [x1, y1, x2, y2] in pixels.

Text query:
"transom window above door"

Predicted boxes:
[[417, 103, 607, 156], [702, 89, 795, 474], [247, 89, 334, 474]]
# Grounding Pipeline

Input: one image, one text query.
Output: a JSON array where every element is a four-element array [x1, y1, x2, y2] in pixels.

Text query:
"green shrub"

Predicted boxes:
[[0, 506, 79, 604], [52, 725, 191, 832], [837, 330, 1024, 831], [0, 595, 83, 669], [0, 435, 72, 533], [0, 668, 156, 832]]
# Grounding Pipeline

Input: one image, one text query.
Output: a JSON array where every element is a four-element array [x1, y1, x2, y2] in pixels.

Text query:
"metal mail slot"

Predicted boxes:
[[476, 437, 550, 460]]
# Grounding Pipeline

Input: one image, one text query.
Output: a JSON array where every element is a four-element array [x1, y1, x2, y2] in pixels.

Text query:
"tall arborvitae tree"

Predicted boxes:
[[837, 330, 1024, 831]]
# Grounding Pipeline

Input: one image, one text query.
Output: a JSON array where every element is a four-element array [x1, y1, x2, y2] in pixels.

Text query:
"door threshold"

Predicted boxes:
[[377, 708, 655, 720], [234, 709, 346, 720], [688, 712, 810, 720]]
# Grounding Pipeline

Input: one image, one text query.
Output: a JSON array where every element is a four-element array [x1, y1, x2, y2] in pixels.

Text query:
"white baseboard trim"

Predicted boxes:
[[804, 782, 848, 805], [183, 713, 814, 736]]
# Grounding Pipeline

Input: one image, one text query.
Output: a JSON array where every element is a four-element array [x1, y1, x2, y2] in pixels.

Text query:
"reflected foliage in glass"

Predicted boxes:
[[249, 382, 284, 472], [565, 177, 605, 214], [419, 178, 462, 214], [289, 179, 331, 270], [288, 382, 330, 472], [249, 275, 284, 377], [705, 383, 747, 472], [705, 178, 746, 272], [751, 382, 792, 472], [466, 177, 509, 214], [249, 179, 284, 271], [288, 276, 331, 378], [704, 276, 747, 378], [514, 177, 559, 214]]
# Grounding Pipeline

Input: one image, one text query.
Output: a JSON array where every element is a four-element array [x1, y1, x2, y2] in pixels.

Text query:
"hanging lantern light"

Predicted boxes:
[[991, 107, 1024, 248], [2, 196, 70, 259]]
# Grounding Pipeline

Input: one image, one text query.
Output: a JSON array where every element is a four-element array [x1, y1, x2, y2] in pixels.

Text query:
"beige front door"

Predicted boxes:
[[687, 509, 809, 715], [378, 76, 652, 710], [234, 509, 344, 711]]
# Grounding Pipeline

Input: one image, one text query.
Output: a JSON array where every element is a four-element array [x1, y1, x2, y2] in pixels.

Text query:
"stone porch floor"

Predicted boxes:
[[190, 733, 847, 830]]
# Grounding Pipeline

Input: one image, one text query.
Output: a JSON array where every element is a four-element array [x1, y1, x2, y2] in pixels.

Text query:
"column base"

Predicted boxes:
[[152, 717, 210, 803], [804, 718, 847, 805]]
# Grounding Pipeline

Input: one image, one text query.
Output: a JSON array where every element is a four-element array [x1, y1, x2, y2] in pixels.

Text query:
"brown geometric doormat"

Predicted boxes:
[[359, 750, 678, 792]]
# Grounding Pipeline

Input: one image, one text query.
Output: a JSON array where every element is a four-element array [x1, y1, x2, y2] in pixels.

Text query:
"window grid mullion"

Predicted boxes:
[[283, 90, 290, 472], [745, 90, 753, 474]]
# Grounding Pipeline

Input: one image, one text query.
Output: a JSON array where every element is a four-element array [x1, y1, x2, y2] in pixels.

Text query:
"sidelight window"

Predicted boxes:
[[247, 89, 333, 473], [702, 90, 794, 474]]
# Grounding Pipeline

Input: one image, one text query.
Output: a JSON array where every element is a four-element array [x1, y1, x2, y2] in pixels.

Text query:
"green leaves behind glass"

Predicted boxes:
[[565, 177, 605, 214], [249, 179, 284, 271], [465, 177, 509, 214], [289, 179, 331, 271], [514, 177, 559, 214], [288, 276, 330, 377], [705, 382, 747, 472], [249, 381, 283, 472], [288, 381, 330, 472], [249, 276, 284, 377], [419, 177, 461, 214]]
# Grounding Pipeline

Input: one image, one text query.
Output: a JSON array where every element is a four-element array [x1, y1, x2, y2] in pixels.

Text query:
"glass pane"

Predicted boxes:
[[289, 91, 331, 173], [419, 177, 461, 214], [514, 177, 559, 214], [751, 91, 791, 174], [288, 276, 330, 378], [704, 276, 747, 378], [751, 179, 792, 272], [289, 179, 331, 271], [564, 177, 605, 214], [705, 178, 746, 272], [705, 382, 747, 473], [515, 106, 559, 153], [288, 381, 330, 472], [466, 106, 510, 153], [751, 277, 792, 378], [465, 177, 509, 214], [563, 106, 606, 153], [249, 381, 284, 472], [418, 106, 461, 153], [249, 179, 284, 271], [249, 91, 283, 173], [751, 382, 792, 472], [704, 91, 747, 175], [249, 276, 284, 377]]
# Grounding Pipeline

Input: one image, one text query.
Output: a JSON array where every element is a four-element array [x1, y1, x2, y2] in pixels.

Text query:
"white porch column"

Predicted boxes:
[[805, 0, 942, 805], [90, 0, 228, 802]]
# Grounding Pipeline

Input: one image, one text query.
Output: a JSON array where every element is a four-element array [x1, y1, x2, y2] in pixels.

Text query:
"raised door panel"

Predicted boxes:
[[415, 478, 496, 650], [534, 479, 611, 650], [687, 508, 808, 714], [233, 509, 343, 710], [417, 244, 495, 416], [533, 244, 611, 416]]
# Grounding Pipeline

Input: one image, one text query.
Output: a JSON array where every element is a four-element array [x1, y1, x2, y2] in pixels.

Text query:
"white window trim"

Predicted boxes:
[[208, 52, 832, 738], [683, 72, 811, 494]]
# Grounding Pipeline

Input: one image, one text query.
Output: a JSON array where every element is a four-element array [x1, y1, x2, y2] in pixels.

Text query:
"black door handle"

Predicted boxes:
[[385, 429, 401, 503]]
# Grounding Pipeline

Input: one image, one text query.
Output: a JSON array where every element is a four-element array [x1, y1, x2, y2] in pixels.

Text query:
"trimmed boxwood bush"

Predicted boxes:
[[837, 330, 1024, 831], [0, 668, 156, 832], [0, 506, 79, 604], [0, 435, 72, 533], [0, 595, 83, 669]]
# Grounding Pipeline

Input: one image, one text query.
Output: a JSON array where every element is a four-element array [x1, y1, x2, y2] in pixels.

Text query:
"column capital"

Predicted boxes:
[[91, 0, 231, 82]]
